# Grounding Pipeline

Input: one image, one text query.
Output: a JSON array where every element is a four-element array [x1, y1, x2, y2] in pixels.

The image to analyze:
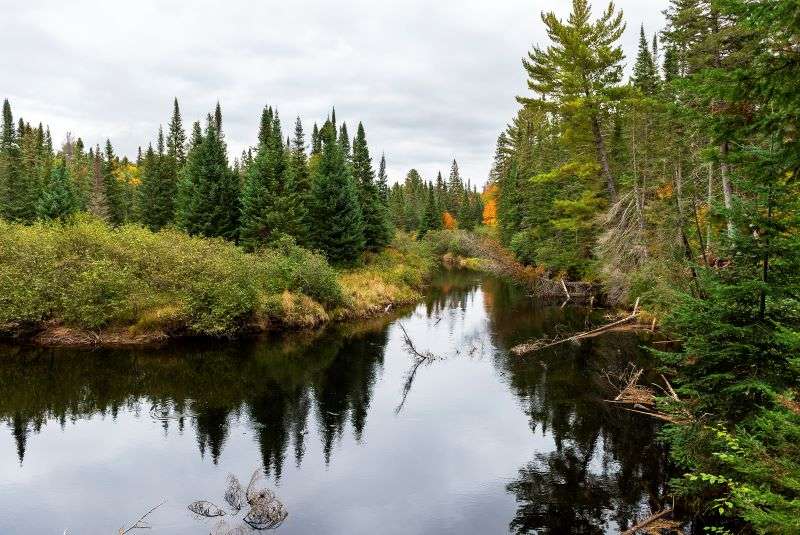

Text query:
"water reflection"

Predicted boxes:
[[0, 270, 670, 534]]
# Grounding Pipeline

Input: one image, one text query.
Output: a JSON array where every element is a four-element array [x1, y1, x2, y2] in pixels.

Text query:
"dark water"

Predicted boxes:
[[0, 271, 669, 534]]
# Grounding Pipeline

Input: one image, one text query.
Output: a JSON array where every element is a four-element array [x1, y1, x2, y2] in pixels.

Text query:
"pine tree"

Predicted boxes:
[[457, 188, 474, 230], [632, 25, 660, 95], [102, 139, 127, 225], [0, 99, 20, 220], [13, 116, 42, 222], [36, 159, 77, 220], [167, 98, 187, 167], [308, 125, 364, 264], [377, 153, 389, 201], [88, 144, 108, 220], [521, 0, 625, 201], [311, 123, 321, 155], [352, 122, 391, 250], [447, 159, 464, 213], [138, 129, 175, 231], [338, 122, 351, 162], [239, 109, 307, 248], [418, 183, 441, 238], [175, 111, 239, 240]]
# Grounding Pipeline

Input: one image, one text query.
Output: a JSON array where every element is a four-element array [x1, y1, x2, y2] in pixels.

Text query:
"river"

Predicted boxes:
[[0, 270, 669, 534]]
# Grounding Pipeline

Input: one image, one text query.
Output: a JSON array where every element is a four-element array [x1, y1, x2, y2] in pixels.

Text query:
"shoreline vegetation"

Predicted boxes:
[[0, 217, 436, 347], [0, 218, 600, 348]]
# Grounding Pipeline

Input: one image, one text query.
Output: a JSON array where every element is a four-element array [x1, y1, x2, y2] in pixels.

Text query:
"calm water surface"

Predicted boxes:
[[0, 271, 669, 534]]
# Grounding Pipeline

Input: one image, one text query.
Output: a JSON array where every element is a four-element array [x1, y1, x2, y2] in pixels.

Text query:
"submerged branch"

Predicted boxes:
[[119, 501, 166, 534], [511, 299, 641, 355]]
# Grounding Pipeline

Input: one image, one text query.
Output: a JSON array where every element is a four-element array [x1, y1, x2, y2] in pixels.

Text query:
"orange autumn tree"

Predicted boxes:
[[442, 211, 457, 229], [482, 183, 498, 226]]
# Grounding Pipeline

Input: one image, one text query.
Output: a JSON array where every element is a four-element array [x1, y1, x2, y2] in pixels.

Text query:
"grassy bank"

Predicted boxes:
[[0, 217, 434, 345], [425, 228, 540, 291]]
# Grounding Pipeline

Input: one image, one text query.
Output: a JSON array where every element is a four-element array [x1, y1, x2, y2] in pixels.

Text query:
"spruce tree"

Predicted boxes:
[[311, 123, 321, 155], [308, 125, 364, 264], [88, 144, 109, 220], [632, 25, 660, 95], [167, 98, 187, 167], [352, 122, 392, 250], [338, 122, 351, 162], [175, 112, 239, 240], [418, 183, 441, 238], [0, 99, 20, 220], [377, 153, 389, 201], [138, 130, 175, 231], [239, 109, 307, 248], [36, 159, 77, 221], [447, 159, 464, 213], [457, 189, 474, 230], [102, 140, 127, 225]]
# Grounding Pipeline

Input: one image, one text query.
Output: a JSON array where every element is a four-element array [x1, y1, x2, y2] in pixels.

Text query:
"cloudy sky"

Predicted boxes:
[[4, 0, 665, 187]]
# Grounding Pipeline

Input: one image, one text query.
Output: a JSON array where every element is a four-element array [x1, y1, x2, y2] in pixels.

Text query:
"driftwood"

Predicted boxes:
[[604, 366, 690, 424], [190, 470, 287, 531], [512, 299, 641, 355], [621, 507, 674, 535], [119, 501, 166, 534], [395, 322, 441, 414]]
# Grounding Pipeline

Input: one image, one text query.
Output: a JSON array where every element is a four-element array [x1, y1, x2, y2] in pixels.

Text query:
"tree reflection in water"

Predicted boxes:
[[0, 270, 670, 534]]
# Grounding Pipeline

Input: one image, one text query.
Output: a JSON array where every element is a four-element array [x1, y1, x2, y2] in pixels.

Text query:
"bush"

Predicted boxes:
[[255, 235, 343, 308], [59, 260, 141, 329], [0, 216, 344, 337]]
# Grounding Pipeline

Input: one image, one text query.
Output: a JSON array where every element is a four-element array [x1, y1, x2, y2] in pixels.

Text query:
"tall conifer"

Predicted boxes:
[[308, 125, 364, 264]]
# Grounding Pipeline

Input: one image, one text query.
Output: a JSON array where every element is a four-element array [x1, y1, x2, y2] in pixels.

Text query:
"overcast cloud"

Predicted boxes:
[[3, 0, 665, 186]]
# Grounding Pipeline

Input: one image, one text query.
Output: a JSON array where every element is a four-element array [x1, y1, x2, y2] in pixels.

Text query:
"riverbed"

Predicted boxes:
[[0, 270, 668, 534]]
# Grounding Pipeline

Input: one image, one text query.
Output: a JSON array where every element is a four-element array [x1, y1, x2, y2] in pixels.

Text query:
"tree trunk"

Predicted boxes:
[[591, 115, 617, 202], [720, 141, 735, 236], [707, 162, 714, 251]]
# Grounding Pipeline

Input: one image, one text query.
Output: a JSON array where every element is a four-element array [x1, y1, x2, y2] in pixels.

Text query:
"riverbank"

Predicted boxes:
[[0, 217, 435, 347]]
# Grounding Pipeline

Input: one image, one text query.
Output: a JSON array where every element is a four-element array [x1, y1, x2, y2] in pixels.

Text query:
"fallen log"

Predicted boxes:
[[621, 507, 673, 535], [512, 299, 641, 355]]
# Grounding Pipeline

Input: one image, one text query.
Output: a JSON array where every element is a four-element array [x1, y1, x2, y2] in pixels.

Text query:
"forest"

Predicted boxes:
[[1, 0, 799, 532], [489, 0, 799, 532]]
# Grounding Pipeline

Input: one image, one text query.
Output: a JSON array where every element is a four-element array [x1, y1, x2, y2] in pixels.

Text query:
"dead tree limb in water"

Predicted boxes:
[[512, 299, 641, 355], [395, 322, 442, 414], [621, 507, 674, 535], [398, 322, 437, 360], [119, 501, 166, 534]]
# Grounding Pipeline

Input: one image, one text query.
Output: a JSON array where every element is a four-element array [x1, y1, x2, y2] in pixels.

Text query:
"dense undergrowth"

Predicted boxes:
[[0, 216, 434, 343]]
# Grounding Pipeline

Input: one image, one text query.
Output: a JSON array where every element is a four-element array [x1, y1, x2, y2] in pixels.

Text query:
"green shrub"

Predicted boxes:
[[59, 260, 141, 329], [256, 236, 343, 308]]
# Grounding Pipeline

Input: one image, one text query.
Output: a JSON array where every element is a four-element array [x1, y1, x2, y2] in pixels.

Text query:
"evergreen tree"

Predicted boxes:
[[0, 99, 20, 220], [102, 139, 127, 226], [418, 183, 441, 238], [36, 160, 77, 220], [311, 123, 321, 155], [239, 108, 307, 248], [521, 0, 626, 201], [457, 188, 474, 230], [308, 125, 364, 264], [447, 159, 464, 213], [167, 98, 187, 167], [352, 122, 392, 250], [632, 25, 660, 95], [87, 144, 108, 220], [377, 153, 389, 201], [338, 122, 351, 162], [175, 111, 239, 240], [138, 129, 175, 231]]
